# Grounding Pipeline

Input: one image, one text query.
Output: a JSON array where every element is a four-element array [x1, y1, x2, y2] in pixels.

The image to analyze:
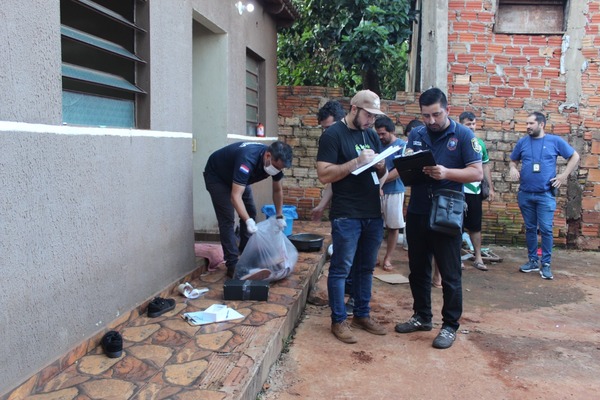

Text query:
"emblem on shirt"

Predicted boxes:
[[413, 140, 422, 147], [447, 137, 458, 151], [239, 164, 250, 174], [471, 138, 482, 153]]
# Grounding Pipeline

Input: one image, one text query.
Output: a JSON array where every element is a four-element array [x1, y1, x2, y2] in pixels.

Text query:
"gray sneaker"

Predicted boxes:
[[345, 297, 354, 316], [540, 263, 554, 280], [519, 259, 540, 273], [394, 315, 433, 333], [432, 327, 456, 349]]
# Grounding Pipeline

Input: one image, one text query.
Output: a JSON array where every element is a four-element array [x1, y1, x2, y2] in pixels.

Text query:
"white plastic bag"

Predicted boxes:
[[233, 217, 298, 282]]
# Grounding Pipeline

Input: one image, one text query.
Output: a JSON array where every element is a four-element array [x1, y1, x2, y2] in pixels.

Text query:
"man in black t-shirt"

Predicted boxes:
[[317, 90, 388, 344], [204, 141, 293, 277]]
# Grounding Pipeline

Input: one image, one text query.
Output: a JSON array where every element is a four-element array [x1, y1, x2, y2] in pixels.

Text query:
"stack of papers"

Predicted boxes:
[[351, 145, 401, 175], [182, 304, 244, 326]]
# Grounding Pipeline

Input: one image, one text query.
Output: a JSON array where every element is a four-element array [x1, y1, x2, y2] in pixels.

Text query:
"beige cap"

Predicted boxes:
[[350, 90, 385, 115]]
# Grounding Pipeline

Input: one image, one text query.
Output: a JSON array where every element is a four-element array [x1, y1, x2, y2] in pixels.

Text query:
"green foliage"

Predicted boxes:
[[277, 0, 417, 98]]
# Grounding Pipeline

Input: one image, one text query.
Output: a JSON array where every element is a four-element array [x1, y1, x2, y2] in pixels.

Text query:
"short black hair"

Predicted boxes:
[[374, 115, 395, 133], [529, 111, 546, 126], [268, 141, 293, 168], [405, 119, 424, 135], [317, 100, 346, 124], [419, 87, 448, 109], [459, 111, 476, 123]]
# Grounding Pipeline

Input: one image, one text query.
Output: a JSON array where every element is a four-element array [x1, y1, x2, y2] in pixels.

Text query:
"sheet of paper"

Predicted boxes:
[[182, 305, 245, 326], [351, 145, 401, 175]]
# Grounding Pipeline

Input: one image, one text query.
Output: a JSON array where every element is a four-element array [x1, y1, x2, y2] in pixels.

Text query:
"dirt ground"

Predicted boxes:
[[259, 243, 600, 400]]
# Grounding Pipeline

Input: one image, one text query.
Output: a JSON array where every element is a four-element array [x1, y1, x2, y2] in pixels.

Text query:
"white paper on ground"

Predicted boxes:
[[182, 304, 245, 326], [351, 145, 401, 175]]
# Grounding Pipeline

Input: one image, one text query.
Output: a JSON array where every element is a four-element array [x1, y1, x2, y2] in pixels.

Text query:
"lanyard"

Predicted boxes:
[[529, 135, 545, 163]]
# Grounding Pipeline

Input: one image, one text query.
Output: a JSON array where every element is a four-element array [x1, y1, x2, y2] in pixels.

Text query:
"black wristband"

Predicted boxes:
[[276, 215, 284, 219]]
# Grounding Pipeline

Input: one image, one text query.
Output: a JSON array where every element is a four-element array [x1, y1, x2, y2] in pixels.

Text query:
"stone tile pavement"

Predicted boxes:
[[3, 221, 331, 400]]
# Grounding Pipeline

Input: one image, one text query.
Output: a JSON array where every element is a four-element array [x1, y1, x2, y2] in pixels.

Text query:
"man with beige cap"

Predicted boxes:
[[317, 90, 388, 343]]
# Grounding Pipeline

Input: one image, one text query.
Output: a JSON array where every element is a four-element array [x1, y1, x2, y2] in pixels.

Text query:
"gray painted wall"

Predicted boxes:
[[0, 0, 283, 394], [0, 123, 194, 394], [0, 0, 62, 124]]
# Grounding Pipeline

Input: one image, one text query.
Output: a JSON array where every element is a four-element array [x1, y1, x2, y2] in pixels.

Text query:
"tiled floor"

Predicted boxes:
[[3, 221, 330, 400]]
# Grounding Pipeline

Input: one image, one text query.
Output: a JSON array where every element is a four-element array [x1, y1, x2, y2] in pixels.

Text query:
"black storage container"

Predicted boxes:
[[223, 279, 269, 301]]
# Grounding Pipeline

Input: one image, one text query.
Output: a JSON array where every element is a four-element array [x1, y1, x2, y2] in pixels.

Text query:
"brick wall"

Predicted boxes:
[[276, 2, 600, 250]]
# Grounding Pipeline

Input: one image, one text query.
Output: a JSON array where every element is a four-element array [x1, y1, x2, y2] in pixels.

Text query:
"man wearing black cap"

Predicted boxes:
[[317, 90, 389, 343], [204, 141, 293, 278]]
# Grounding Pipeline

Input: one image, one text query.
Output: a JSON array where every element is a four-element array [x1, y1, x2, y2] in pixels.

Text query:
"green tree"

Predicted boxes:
[[277, 0, 417, 98]]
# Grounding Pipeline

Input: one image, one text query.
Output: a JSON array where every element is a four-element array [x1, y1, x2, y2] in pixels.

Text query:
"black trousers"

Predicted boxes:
[[204, 174, 256, 273], [406, 212, 463, 330]]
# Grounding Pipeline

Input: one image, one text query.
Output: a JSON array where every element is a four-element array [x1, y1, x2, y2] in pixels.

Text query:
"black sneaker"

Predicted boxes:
[[395, 315, 433, 333], [345, 297, 355, 316], [101, 331, 123, 358], [432, 327, 456, 349], [147, 297, 175, 318]]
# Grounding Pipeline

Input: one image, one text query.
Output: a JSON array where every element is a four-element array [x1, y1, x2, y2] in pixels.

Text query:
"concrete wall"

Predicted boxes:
[[0, 122, 194, 395], [0, 0, 62, 124], [0, 0, 283, 395]]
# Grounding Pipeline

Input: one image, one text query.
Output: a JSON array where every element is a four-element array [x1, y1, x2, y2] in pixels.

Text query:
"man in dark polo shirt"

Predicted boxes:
[[394, 88, 482, 349], [204, 141, 293, 277]]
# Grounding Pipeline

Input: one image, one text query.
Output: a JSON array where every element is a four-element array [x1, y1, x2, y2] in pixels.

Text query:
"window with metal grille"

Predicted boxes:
[[494, 0, 569, 34], [60, 0, 147, 128]]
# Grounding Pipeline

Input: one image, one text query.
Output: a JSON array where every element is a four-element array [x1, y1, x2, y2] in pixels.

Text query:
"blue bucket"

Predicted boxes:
[[261, 205, 298, 236]]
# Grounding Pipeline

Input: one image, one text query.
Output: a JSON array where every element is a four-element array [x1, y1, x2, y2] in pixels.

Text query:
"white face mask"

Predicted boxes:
[[264, 158, 281, 176]]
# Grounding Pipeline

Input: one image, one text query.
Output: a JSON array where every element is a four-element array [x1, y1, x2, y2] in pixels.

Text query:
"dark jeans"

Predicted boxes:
[[406, 212, 462, 330], [204, 174, 256, 272]]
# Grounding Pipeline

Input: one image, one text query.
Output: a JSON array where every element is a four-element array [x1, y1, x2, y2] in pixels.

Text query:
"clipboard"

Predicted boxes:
[[392, 150, 436, 186]]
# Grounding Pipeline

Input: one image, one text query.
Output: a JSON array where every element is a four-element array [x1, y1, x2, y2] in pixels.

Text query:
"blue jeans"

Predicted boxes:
[[328, 218, 383, 323], [518, 190, 556, 264]]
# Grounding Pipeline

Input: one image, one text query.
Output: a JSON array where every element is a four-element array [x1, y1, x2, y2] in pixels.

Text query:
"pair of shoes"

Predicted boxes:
[[540, 263, 554, 280], [101, 331, 123, 358], [331, 320, 357, 344], [432, 326, 456, 349], [519, 259, 540, 273], [351, 316, 387, 335], [472, 261, 488, 271], [147, 297, 176, 318], [345, 297, 355, 316], [382, 262, 393, 272], [394, 315, 433, 333]]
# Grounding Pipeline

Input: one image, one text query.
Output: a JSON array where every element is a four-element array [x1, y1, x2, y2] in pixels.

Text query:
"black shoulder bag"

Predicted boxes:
[[429, 188, 467, 236]]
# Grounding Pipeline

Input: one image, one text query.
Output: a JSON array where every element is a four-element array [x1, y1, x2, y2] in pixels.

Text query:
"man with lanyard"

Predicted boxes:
[[204, 141, 293, 278], [509, 111, 579, 280], [317, 90, 388, 344], [394, 88, 482, 349]]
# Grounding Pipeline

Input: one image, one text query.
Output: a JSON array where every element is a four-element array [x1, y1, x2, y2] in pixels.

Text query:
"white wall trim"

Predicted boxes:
[[0, 121, 192, 139]]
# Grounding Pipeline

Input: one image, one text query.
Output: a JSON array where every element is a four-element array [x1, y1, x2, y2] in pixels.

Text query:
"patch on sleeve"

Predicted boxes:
[[239, 164, 250, 174], [471, 138, 482, 153]]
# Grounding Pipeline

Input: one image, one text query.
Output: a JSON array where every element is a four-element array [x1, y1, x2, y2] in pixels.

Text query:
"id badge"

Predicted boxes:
[[532, 163, 540, 173]]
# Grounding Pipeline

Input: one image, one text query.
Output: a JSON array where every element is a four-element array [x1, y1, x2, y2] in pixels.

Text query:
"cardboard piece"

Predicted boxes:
[[392, 150, 436, 186]]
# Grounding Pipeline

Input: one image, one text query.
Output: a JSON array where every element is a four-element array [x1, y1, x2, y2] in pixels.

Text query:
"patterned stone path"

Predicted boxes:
[[3, 221, 330, 400]]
